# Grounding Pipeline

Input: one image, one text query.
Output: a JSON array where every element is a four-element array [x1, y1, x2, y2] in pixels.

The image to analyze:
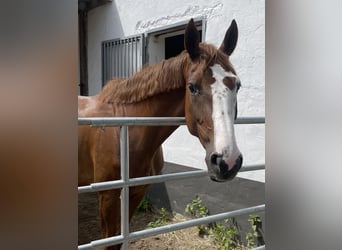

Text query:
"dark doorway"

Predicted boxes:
[[164, 30, 202, 59]]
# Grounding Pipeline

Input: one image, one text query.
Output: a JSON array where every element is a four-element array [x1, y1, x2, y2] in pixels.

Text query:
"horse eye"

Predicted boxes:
[[188, 83, 200, 95]]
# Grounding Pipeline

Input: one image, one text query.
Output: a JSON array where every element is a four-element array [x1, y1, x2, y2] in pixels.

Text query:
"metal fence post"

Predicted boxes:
[[120, 126, 129, 249]]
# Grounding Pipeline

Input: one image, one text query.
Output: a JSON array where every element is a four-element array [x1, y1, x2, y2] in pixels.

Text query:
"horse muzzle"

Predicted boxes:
[[206, 152, 243, 182]]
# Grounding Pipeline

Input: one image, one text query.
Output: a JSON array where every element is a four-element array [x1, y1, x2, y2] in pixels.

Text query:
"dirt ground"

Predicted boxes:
[[129, 213, 218, 250], [78, 192, 219, 249]]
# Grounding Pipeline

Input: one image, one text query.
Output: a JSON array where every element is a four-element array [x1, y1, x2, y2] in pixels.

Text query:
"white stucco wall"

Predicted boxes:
[[87, 0, 265, 182]]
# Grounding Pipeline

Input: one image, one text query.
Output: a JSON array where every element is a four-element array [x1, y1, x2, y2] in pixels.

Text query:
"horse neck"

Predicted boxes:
[[123, 55, 189, 152], [124, 82, 186, 153]]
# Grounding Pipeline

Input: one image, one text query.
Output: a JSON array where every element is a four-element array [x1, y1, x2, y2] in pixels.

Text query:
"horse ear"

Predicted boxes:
[[220, 19, 238, 56], [184, 18, 200, 60]]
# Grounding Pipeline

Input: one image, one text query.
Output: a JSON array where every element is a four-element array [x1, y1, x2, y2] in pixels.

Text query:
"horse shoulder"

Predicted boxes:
[[78, 95, 121, 184]]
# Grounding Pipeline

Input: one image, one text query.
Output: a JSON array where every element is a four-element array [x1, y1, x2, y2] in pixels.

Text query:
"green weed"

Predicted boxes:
[[185, 196, 265, 249], [147, 207, 171, 228]]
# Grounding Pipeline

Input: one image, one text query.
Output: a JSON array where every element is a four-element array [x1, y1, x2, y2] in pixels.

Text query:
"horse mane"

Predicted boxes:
[[98, 43, 230, 104], [98, 51, 189, 104]]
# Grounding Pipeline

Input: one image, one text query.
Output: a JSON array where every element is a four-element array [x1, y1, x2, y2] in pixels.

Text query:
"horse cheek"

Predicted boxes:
[[184, 96, 198, 137]]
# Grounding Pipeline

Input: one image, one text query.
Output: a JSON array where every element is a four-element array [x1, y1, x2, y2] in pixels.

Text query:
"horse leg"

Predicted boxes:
[[98, 187, 149, 250], [98, 189, 121, 250], [129, 185, 150, 219], [129, 149, 164, 219]]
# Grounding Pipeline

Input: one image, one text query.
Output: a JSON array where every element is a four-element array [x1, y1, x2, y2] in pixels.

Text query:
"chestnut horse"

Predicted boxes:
[[78, 19, 242, 249]]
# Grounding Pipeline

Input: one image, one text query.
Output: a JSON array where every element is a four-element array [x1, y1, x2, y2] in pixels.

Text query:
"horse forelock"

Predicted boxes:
[[98, 52, 188, 104], [199, 43, 234, 73]]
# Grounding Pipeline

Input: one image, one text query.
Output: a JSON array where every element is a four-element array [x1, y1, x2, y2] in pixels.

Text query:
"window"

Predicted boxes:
[[101, 34, 144, 86], [101, 18, 205, 86]]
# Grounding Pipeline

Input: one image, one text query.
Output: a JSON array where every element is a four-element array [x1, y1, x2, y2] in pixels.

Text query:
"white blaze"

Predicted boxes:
[[210, 64, 240, 168]]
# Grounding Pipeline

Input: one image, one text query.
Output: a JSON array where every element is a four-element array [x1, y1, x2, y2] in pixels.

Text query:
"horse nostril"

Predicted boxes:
[[210, 152, 218, 165]]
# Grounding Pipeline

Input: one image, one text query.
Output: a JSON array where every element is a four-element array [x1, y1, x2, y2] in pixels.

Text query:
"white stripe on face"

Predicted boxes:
[[210, 64, 240, 167]]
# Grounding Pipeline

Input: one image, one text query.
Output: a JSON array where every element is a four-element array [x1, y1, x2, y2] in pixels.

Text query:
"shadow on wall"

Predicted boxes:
[[87, 1, 125, 95]]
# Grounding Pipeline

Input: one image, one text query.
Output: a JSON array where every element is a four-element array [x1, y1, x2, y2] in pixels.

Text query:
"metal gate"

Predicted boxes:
[[78, 117, 265, 250]]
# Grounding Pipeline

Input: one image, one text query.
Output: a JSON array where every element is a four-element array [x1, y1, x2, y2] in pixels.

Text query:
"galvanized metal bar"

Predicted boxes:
[[118, 41, 122, 77], [128, 40, 131, 76], [78, 164, 265, 194], [129, 39, 133, 76], [124, 39, 127, 77], [108, 42, 112, 80], [78, 180, 124, 194], [111, 41, 115, 80], [235, 116, 265, 124], [78, 170, 206, 194], [78, 204, 265, 249], [115, 41, 119, 77], [103, 42, 108, 83], [78, 235, 124, 250], [239, 163, 265, 172], [128, 204, 265, 243], [134, 36, 138, 73], [78, 117, 186, 127], [101, 42, 104, 86], [253, 245, 265, 250], [78, 116, 265, 127], [120, 126, 129, 249]]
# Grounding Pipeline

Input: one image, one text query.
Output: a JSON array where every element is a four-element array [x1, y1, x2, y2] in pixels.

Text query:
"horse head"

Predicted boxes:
[[183, 19, 242, 182]]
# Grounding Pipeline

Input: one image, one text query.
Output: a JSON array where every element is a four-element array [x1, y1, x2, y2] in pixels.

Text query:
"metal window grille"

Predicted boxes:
[[78, 117, 265, 250], [101, 34, 145, 86]]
